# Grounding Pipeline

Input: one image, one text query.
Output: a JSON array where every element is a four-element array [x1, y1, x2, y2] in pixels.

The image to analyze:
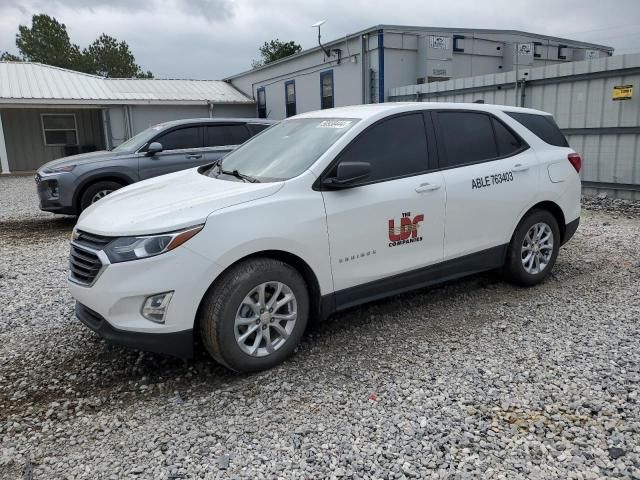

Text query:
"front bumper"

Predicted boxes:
[[76, 302, 193, 358], [68, 243, 223, 358], [35, 173, 77, 215]]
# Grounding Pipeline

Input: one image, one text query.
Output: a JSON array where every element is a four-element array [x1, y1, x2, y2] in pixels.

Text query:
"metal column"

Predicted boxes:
[[0, 112, 10, 174]]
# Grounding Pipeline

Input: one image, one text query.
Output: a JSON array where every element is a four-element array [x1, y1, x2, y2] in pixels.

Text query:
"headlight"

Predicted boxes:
[[103, 225, 203, 263], [42, 164, 76, 175]]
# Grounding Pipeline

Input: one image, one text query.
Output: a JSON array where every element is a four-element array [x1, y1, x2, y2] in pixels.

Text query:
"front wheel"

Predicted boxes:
[[79, 180, 123, 212], [199, 258, 309, 372], [503, 209, 560, 286]]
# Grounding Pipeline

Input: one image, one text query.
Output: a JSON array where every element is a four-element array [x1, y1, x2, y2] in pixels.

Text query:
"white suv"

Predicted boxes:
[[68, 103, 581, 372]]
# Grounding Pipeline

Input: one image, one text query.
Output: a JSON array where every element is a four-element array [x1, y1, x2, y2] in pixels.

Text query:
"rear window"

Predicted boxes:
[[506, 112, 569, 147], [437, 112, 498, 167]]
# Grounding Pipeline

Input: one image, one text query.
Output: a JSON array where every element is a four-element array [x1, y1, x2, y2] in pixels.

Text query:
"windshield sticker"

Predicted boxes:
[[317, 120, 352, 129]]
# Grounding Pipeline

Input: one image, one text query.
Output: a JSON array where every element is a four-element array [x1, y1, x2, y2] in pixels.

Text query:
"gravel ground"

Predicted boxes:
[[1, 176, 639, 479]]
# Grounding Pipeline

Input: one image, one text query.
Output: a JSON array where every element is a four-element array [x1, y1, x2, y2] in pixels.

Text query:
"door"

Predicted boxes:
[[138, 125, 204, 180], [434, 110, 539, 260], [321, 112, 446, 296], [201, 124, 251, 164]]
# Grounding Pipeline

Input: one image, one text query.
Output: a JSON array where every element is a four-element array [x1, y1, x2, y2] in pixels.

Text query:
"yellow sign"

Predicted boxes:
[[612, 85, 633, 101]]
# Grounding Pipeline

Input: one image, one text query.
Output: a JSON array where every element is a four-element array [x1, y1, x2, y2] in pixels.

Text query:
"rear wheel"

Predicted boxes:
[[79, 180, 123, 212], [199, 258, 309, 372], [503, 209, 560, 286]]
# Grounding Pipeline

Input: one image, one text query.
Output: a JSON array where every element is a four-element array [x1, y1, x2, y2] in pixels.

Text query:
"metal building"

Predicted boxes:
[[225, 24, 613, 120], [0, 62, 255, 173], [389, 53, 640, 199]]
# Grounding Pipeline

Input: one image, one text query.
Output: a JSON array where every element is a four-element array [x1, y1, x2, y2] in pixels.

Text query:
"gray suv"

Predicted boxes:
[[35, 118, 276, 215]]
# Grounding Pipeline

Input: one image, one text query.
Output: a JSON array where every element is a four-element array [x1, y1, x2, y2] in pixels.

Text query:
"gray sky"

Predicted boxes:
[[1, 0, 640, 79]]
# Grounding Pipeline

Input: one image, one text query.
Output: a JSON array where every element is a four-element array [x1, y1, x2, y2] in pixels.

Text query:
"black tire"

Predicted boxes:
[[79, 180, 124, 212], [503, 209, 561, 287], [199, 258, 309, 372]]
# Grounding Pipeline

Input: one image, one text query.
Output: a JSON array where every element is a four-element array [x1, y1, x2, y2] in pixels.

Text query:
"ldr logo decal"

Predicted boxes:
[[388, 212, 424, 247]]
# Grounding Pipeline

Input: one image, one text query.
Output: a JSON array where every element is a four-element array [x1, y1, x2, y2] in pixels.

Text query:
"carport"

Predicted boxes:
[[0, 62, 256, 173]]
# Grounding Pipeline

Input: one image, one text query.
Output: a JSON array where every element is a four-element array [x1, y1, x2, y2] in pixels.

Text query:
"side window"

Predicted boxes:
[[334, 113, 428, 183], [225, 125, 251, 145], [156, 126, 201, 151], [506, 112, 569, 147], [247, 123, 270, 135], [492, 118, 523, 156], [257, 87, 266, 118], [320, 70, 334, 109], [204, 126, 226, 147], [285, 80, 296, 117], [437, 112, 497, 167]]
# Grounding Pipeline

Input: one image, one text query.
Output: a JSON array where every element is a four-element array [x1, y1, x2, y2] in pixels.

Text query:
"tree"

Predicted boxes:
[[1, 14, 152, 78], [0, 51, 22, 61], [253, 39, 302, 68], [14, 14, 83, 70], [83, 34, 152, 78]]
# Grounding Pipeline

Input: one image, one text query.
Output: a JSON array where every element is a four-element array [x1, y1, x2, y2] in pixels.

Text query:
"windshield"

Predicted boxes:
[[112, 123, 167, 152], [208, 118, 358, 182]]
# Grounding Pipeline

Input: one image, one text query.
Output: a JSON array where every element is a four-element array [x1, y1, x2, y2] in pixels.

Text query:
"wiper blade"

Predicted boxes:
[[220, 168, 260, 183]]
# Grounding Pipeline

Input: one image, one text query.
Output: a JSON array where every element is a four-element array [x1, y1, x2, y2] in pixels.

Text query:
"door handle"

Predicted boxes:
[[186, 154, 202, 159], [512, 163, 529, 172], [415, 183, 441, 193]]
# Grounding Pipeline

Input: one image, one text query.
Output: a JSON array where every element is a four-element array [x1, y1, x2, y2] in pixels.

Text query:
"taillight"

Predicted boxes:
[[568, 153, 582, 173]]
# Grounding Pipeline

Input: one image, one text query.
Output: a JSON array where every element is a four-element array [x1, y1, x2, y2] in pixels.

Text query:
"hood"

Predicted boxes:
[[77, 168, 284, 236], [39, 150, 129, 171]]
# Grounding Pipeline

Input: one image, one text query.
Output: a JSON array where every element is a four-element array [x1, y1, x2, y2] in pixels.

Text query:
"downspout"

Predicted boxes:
[[378, 29, 385, 103], [127, 106, 135, 137], [208, 101, 214, 118], [361, 34, 368, 104], [0, 112, 10, 174], [101, 108, 113, 150], [520, 78, 527, 108], [122, 107, 130, 140]]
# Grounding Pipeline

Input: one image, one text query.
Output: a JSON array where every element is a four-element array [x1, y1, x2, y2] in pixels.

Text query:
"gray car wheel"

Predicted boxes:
[[79, 180, 123, 212]]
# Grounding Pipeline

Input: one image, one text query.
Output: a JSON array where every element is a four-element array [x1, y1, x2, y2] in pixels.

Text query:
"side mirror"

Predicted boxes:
[[322, 161, 371, 189], [146, 142, 163, 156]]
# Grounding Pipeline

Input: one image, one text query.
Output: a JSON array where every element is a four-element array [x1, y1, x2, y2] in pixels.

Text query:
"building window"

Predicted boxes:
[[257, 87, 267, 118], [320, 70, 334, 109], [285, 80, 296, 117], [41, 113, 78, 146]]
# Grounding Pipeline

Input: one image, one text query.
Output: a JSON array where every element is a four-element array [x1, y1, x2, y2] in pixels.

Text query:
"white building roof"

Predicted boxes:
[[0, 62, 253, 106]]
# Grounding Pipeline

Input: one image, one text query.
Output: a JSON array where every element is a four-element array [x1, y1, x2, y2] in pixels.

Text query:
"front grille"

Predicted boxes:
[[69, 245, 103, 285], [74, 230, 112, 250]]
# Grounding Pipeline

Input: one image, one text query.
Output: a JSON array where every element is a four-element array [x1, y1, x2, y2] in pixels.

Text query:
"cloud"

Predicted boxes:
[[1, 0, 640, 79], [0, 0, 235, 20]]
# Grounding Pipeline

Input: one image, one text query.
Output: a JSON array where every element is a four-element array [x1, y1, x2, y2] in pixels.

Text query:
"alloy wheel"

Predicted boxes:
[[234, 281, 298, 357], [91, 189, 114, 204], [521, 222, 554, 275]]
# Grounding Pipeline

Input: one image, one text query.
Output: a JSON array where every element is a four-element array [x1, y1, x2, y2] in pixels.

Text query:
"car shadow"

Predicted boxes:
[[0, 215, 76, 240]]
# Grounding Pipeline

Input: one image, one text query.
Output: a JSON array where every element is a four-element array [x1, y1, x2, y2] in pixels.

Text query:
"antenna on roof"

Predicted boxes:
[[312, 20, 332, 58]]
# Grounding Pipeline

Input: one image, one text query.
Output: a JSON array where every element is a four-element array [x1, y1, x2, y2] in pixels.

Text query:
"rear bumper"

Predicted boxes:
[[75, 302, 193, 359], [562, 217, 580, 245]]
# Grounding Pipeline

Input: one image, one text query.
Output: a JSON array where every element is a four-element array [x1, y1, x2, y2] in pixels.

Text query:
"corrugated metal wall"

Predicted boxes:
[[390, 53, 640, 199], [0, 108, 104, 172]]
